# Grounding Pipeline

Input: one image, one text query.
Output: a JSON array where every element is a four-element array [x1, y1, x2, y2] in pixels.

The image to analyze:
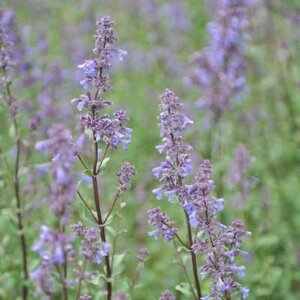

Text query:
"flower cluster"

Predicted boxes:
[[72, 222, 110, 264], [137, 247, 150, 262], [186, 160, 223, 228], [159, 290, 175, 300], [32, 124, 77, 297], [32, 226, 74, 265], [149, 89, 250, 299], [0, 14, 13, 70], [152, 89, 193, 202], [36, 124, 77, 225], [31, 226, 75, 297], [117, 162, 136, 191], [30, 258, 55, 298], [0, 9, 32, 81], [0, 9, 18, 116], [148, 207, 177, 241], [190, 0, 251, 121], [72, 16, 131, 150], [189, 160, 251, 299]]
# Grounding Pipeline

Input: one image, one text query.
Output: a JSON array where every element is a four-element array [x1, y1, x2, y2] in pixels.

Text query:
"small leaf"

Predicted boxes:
[[90, 273, 102, 285], [103, 214, 113, 226], [83, 207, 97, 224], [83, 169, 93, 177], [105, 225, 116, 236], [112, 253, 127, 276], [177, 246, 190, 253], [175, 282, 193, 297], [98, 157, 110, 172]]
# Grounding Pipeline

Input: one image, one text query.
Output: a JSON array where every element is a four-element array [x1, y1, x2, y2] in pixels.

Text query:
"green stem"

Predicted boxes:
[[2, 67, 28, 300]]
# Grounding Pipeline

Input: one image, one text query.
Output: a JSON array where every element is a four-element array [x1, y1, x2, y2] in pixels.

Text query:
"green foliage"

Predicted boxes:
[[0, 0, 299, 299]]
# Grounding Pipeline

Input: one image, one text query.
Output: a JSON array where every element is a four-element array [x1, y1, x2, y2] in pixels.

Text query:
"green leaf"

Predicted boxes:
[[175, 282, 193, 297], [103, 214, 113, 226], [90, 273, 102, 285], [83, 207, 97, 224], [177, 246, 190, 253], [105, 225, 116, 236], [98, 157, 110, 172], [83, 169, 93, 177], [112, 253, 127, 276]]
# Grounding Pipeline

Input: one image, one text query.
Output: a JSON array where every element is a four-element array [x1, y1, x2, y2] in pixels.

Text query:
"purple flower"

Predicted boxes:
[[159, 290, 175, 300], [190, 161, 251, 299], [148, 207, 177, 242], [137, 247, 150, 262], [152, 187, 163, 200], [73, 225, 111, 265], [72, 17, 132, 151], [35, 124, 77, 226], [30, 264, 55, 297], [149, 88, 250, 299], [190, 0, 251, 121], [116, 162, 136, 191], [151, 89, 193, 203], [32, 225, 74, 265]]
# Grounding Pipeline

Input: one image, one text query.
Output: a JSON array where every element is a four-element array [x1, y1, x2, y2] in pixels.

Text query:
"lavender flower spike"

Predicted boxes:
[[0, 11, 29, 299], [149, 89, 250, 299], [191, 160, 251, 299], [151, 89, 193, 202], [159, 290, 176, 300], [71, 16, 134, 300], [32, 124, 77, 298], [148, 207, 177, 241], [149, 89, 202, 299], [73, 16, 132, 150], [190, 0, 251, 121], [117, 162, 136, 191]]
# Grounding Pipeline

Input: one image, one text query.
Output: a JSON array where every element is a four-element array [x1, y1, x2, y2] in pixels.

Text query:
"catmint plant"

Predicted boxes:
[[190, 0, 251, 122], [0, 11, 29, 300], [71, 16, 135, 299], [149, 89, 250, 300], [188, 0, 251, 198], [31, 16, 135, 300], [32, 124, 77, 299]]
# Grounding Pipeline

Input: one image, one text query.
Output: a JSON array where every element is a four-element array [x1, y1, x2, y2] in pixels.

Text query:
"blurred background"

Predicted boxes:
[[0, 0, 299, 299]]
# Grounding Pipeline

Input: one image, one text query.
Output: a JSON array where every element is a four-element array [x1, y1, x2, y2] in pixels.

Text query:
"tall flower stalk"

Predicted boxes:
[[72, 16, 135, 299], [0, 15, 28, 300], [190, 0, 251, 122], [31, 16, 135, 300], [189, 0, 251, 197], [149, 89, 250, 299], [32, 124, 77, 300], [149, 89, 201, 299]]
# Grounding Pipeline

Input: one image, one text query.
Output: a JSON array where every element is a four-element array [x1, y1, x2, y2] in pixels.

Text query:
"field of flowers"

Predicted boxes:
[[0, 0, 299, 299]]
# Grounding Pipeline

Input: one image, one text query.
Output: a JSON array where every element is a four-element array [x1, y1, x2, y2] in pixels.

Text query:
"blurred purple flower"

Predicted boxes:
[[159, 290, 175, 300], [190, 0, 251, 121], [117, 162, 136, 191]]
